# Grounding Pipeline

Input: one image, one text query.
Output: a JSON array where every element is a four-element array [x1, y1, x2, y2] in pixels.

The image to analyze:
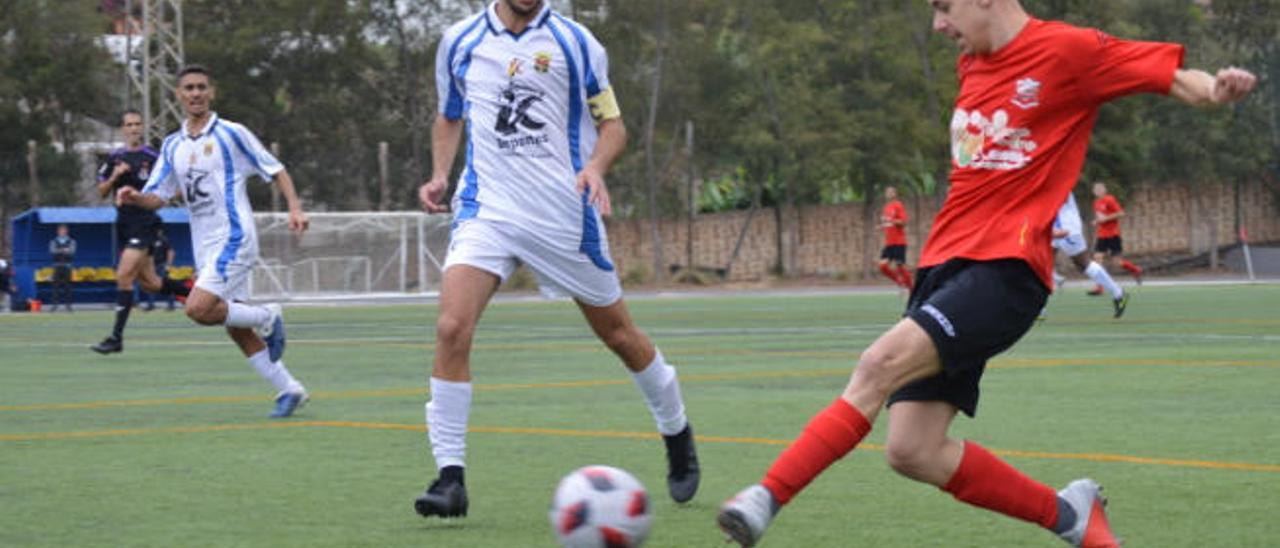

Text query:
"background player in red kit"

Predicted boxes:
[[878, 186, 913, 290], [1090, 182, 1143, 293], [716, 1, 1256, 547]]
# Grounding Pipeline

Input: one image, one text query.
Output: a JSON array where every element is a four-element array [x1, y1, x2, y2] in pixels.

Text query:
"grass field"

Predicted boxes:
[[2, 283, 1278, 547]]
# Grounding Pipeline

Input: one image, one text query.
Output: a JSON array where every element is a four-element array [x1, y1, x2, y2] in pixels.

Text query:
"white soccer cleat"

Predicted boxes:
[[716, 484, 778, 547], [1057, 478, 1121, 547]]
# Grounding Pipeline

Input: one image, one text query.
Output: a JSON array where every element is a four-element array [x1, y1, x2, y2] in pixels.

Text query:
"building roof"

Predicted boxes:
[[12, 206, 189, 224]]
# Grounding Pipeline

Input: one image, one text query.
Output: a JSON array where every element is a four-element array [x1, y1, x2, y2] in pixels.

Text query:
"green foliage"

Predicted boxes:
[[0, 0, 1276, 217]]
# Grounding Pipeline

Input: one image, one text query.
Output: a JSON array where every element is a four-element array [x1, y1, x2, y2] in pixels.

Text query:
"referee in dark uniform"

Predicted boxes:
[[91, 109, 188, 353]]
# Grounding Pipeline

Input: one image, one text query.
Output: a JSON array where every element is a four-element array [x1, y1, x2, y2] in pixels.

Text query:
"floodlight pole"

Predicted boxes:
[[124, 0, 185, 146]]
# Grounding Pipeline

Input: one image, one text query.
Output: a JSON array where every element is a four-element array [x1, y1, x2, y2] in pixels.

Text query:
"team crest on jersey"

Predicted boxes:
[[950, 107, 1037, 170], [507, 58, 523, 77], [138, 161, 150, 180], [203, 142, 214, 156], [1011, 78, 1041, 109], [534, 52, 553, 73]]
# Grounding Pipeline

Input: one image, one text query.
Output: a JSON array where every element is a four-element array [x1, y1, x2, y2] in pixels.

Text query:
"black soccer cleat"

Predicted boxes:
[[414, 477, 468, 518], [663, 424, 701, 503], [1112, 293, 1130, 319], [90, 337, 123, 354]]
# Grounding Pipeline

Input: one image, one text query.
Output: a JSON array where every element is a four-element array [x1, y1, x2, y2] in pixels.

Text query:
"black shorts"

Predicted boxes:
[[1094, 236, 1123, 256], [889, 259, 1048, 417], [53, 265, 72, 284], [880, 245, 907, 264], [117, 215, 161, 253]]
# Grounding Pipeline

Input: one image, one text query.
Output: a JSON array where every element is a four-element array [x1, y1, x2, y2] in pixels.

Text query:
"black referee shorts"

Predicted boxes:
[[888, 259, 1048, 417], [118, 216, 161, 253]]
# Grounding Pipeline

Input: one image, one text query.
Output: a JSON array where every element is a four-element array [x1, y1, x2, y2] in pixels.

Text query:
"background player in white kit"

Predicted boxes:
[[117, 65, 311, 418], [413, 0, 700, 518], [1051, 193, 1128, 318]]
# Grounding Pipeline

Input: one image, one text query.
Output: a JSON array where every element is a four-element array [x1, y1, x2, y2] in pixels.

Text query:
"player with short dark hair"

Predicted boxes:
[[717, 1, 1256, 546], [412, 0, 700, 519], [877, 186, 912, 290], [91, 109, 190, 353], [117, 64, 312, 418], [1089, 182, 1142, 293]]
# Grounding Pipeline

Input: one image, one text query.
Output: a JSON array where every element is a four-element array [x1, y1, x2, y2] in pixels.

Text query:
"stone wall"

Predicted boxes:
[[604, 180, 1280, 281]]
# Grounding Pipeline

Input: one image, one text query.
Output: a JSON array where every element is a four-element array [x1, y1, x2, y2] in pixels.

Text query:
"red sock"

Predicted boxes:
[[942, 441, 1058, 530], [761, 398, 871, 505], [896, 265, 913, 290], [1120, 260, 1142, 276], [878, 263, 898, 284]]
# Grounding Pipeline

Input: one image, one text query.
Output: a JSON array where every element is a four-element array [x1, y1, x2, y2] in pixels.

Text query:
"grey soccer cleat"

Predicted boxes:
[[1057, 478, 1121, 547], [717, 484, 779, 547], [663, 424, 701, 503]]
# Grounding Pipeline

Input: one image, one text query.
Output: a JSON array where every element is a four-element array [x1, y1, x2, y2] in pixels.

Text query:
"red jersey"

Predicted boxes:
[[1093, 194, 1124, 238], [882, 200, 908, 246], [918, 19, 1182, 290]]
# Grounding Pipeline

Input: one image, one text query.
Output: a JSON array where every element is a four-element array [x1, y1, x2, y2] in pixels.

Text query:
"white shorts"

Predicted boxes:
[[444, 218, 622, 307], [1053, 233, 1088, 256], [194, 255, 252, 302]]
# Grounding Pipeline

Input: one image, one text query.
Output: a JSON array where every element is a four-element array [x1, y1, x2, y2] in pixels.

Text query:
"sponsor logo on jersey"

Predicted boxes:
[[493, 82, 551, 157], [950, 108, 1037, 170]]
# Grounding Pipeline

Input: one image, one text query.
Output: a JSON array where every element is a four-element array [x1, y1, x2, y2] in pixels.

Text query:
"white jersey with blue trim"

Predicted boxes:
[[143, 112, 283, 276], [1053, 193, 1084, 237], [436, 2, 615, 260]]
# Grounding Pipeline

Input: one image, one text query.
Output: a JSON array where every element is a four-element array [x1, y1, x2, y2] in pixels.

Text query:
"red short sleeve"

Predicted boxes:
[[1085, 31, 1185, 103]]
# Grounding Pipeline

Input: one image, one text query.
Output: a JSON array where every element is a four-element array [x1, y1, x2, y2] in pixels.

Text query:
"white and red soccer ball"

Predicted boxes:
[[549, 465, 652, 548]]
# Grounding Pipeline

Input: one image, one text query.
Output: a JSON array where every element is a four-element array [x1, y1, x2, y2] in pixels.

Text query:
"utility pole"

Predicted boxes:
[[124, 0, 185, 145]]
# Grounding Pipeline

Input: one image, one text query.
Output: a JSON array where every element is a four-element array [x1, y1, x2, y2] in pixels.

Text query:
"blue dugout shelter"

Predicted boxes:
[[9, 207, 193, 307]]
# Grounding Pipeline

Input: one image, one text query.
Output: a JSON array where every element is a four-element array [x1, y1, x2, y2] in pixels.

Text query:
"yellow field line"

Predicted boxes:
[[3, 359, 1275, 412], [3, 420, 1277, 474]]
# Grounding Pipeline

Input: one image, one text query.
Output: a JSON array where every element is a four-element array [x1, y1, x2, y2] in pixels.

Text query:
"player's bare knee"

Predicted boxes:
[[852, 348, 902, 400], [185, 303, 218, 325], [884, 438, 936, 481], [597, 324, 637, 355], [435, 313, 476, 346]]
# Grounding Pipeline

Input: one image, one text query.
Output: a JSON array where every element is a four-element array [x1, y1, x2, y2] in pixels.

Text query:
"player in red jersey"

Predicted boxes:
[[878, 186, 913, 290], [1089, 182, 1143, 293], [716, 1, 1256, 547]]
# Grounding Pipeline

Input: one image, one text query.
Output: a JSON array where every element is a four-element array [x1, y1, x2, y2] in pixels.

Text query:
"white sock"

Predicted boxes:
[[631, 349, 689, 436], [1084, 262, 1124, 300], [1052, 270, 1066, 288], [225, 302, 271, 328], [247, 350, 304, 394], [427, 377, 472, 470]]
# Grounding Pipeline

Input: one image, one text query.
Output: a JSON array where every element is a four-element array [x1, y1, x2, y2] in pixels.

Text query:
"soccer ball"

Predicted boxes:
[[549, 465, 652, 548]]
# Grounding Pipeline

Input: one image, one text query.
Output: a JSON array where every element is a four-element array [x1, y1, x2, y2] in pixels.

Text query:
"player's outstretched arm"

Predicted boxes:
[[115, 186, 166, 210], [1171, 67, 1257, 106], [274, 169, 309, 234], [577, 117, 626, 217], [419, 115, 465, 214]]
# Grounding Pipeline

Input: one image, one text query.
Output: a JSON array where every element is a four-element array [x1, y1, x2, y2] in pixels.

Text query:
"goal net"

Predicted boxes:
[[251, 212, 452, 300]]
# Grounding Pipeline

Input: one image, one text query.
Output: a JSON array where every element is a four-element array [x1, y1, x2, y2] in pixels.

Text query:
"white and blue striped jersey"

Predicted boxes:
[[436, 2, 618, 269], [143, 112, 283, 279]]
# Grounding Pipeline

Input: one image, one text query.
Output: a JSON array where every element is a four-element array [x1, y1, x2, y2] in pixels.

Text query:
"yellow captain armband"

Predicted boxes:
[[587, 86, 621, 123]]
